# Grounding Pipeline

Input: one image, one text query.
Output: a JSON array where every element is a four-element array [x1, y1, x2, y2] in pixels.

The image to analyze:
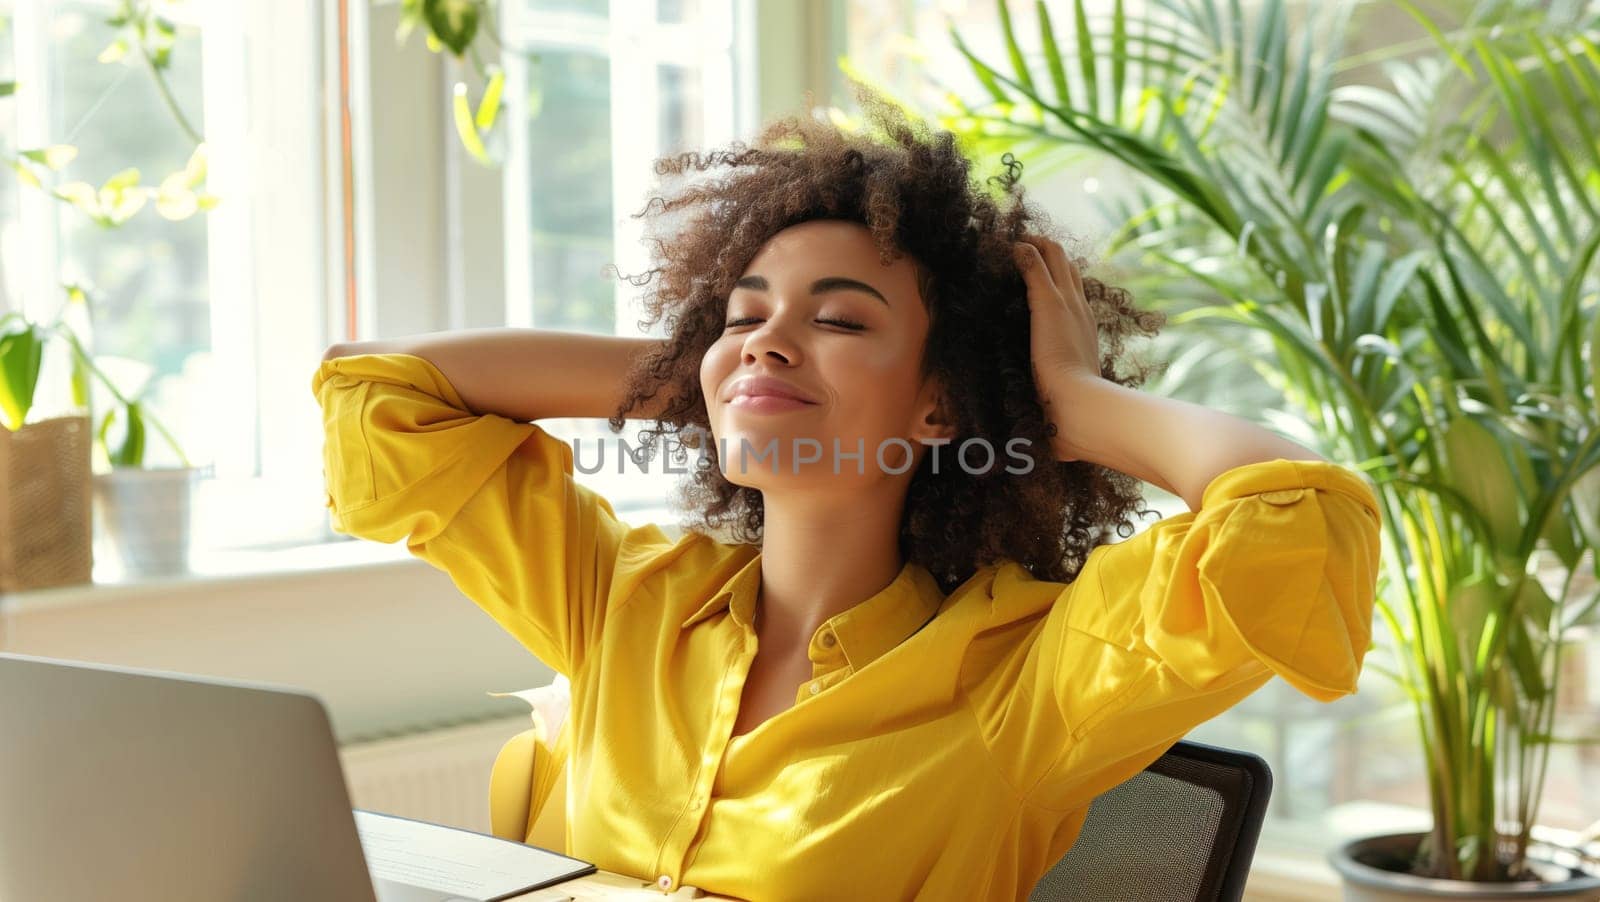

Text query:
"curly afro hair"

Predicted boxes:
[[606, 81, 1168, 595]]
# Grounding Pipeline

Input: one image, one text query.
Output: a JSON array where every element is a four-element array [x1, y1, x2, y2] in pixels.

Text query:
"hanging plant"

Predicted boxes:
[[397, 0, 535, 167]]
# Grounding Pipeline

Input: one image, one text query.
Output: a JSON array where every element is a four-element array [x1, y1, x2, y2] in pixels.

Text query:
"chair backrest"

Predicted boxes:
[[487, 675, 572, 850], [1028, 740, 1272, 902]]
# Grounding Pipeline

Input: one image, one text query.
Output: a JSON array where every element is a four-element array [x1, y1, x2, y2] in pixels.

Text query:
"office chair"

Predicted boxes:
[[486, 675, 572, 853], [1028, 739, 1272, 901], [488, 679, 1271, 902]]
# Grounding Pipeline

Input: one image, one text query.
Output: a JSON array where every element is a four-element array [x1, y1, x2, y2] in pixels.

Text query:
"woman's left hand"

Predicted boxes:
[[1013, 235, 1104, 462]]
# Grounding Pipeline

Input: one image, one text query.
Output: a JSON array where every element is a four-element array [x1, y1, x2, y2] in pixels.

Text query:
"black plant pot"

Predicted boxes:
[[1329, 832, 1600, 901]]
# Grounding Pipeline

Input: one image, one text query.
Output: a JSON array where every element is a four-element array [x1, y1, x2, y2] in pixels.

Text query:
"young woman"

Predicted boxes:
[[314, 85, 1381, 900]]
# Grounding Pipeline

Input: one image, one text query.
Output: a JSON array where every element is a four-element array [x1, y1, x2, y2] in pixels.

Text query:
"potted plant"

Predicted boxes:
[[888, 0, 1600, 894], [0, 310, 92, 591], [55, 286, 199, 580]]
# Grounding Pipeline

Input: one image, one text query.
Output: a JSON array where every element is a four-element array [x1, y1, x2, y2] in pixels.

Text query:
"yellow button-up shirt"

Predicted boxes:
[[313, 352, 1383, 901]]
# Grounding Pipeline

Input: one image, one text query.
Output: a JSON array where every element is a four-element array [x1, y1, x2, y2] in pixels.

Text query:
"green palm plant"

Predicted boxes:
[[892, 0, 1600, 884]]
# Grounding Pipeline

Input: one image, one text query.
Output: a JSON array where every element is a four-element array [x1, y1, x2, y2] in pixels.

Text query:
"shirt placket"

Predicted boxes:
[[649, 618, 759, 894]]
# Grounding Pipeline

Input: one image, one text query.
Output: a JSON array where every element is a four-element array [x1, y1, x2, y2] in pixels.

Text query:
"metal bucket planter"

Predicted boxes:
[[92, 466, 202, 579], [1330, 833, 1600, 901]]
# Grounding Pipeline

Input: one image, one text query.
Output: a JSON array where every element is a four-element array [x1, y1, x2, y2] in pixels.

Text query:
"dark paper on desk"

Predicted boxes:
[[355, 808, 595, 901]]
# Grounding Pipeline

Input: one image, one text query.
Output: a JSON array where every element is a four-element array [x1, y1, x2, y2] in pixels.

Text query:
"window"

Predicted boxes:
[[1, 1, 332, 560], [506, 0, 742, 522], [348, 0, 749, 528]]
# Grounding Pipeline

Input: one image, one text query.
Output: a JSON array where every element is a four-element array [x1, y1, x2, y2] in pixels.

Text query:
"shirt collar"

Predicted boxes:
[[680, 552, 946, 672]]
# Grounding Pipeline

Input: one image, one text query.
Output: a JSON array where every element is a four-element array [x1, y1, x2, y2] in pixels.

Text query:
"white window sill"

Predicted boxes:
[[0, 534, 414, 614], [0, 501, 682, 614]]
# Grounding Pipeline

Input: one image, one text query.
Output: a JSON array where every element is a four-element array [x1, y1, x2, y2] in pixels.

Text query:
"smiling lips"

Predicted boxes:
[[726, 375, 819, 405]]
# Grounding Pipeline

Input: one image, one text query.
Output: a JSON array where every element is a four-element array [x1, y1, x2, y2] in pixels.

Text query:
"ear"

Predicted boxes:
[[910, 377, 958, 445]]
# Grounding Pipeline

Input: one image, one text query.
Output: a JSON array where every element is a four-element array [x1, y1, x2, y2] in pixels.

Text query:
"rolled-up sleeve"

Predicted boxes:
[[979, 458, 1382, 812], [311, 352, 637, 678]]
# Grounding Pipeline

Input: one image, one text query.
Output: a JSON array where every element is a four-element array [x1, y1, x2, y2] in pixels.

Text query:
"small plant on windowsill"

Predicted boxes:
[[0, 308, 94, 591], [56, 284, 205, 580]]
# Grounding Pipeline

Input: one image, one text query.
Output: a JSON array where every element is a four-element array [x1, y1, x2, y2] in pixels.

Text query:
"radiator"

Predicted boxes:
[[337, 713, 533, 834]]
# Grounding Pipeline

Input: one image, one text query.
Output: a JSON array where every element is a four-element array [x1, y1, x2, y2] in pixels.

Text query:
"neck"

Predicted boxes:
[[753, 482, 908, 653]]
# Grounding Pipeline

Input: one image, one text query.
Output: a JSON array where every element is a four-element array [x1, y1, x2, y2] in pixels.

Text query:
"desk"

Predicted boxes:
[[506, 869, 740, 901]]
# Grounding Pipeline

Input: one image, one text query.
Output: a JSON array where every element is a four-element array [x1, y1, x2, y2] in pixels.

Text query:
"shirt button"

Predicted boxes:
[[820, 631, 837, 648], [690, 797, 704, 810], [658, 874, 673, 890], [809, 681, 822, 695], [1258, 487, 1305, 506]]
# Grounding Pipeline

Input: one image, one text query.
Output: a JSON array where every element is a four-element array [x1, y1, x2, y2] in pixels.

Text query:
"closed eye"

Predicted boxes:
[[725, 316, 866, 331]]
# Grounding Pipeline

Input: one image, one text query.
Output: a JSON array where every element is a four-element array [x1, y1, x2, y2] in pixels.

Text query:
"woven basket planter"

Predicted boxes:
[[0, 414, 93, 592]]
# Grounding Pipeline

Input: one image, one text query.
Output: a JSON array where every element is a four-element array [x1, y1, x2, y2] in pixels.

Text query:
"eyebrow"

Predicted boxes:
[[732, 274, 890, 306]]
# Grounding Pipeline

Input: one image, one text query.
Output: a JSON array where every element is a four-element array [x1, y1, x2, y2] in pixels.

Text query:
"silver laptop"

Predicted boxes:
[[0, 652, 590, 902]]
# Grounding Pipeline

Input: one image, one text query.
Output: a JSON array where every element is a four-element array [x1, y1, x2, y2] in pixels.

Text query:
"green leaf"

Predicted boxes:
[[1514, 573, 1557, 633], [53, 181, 100, 217], [54, 303, 96, 414], [475, 68, 504, 132], [1591, 278, 1600, 423], [66, 334, 91, 412], [98, 37, 129, 64], [1073, 0, 1096, 115], [1538, 509, 1582, 574], [0, 318, 46, 431], [1368, 250, 1426, 336], [101, 167, 141, 192], [1505, 612, 1546, 701], [20, 145, 78, 170], [1274, 15, 1314, 158], [1035, 1, 1071, 108], [1110, 0, 1127, 121], [104, 184, 149, 224], [100, 401, 147, 468], [1248, 0, 1284, 112], [155, 183, 199, 220], [949, 21, 1011, 106], [1573, 463, 1600, 552], [1441, 412, 1523, 553], [995, 0, 1036, 98], [452, 82, 490, 164], [1447, 573, 1497, 666], [12, 159, 41, 190], [422, 0, 479, 57], [182, 143, 208, 187]]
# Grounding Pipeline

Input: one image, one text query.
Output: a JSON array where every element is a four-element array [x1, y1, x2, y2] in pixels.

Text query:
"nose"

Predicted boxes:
[[740, 312, 802, 367]]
